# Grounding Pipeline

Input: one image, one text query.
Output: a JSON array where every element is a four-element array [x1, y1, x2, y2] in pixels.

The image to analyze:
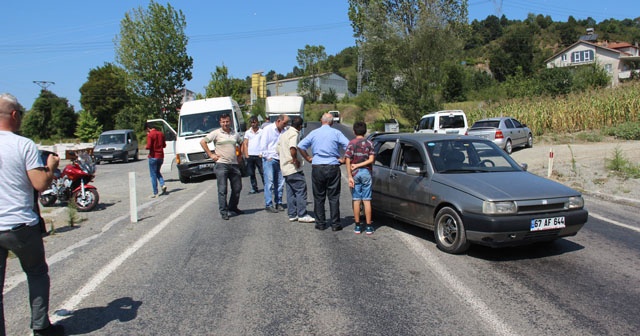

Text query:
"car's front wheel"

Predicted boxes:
[[434, 207, 470, 254]]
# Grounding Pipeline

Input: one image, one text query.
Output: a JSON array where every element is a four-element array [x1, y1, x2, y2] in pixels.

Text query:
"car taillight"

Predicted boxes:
[[495, 130, 504, 139]]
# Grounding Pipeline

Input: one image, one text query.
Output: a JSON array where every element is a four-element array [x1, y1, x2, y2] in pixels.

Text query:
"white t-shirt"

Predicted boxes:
[[244, 127, 262, 156], [0, 131, 43, 229]]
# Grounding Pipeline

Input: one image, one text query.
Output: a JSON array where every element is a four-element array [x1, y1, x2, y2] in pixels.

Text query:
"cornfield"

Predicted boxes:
[[447, 82, 640, 136]]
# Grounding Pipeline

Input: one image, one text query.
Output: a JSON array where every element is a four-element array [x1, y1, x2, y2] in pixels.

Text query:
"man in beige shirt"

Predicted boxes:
[[277, 117, 314, 223], [200, 113, 243, 220]]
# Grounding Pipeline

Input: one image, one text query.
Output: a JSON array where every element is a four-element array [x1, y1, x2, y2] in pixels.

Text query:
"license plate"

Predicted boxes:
[[530, 216, 565, 231], [198, 163, 215, 169], [103, 155, 112, 159]]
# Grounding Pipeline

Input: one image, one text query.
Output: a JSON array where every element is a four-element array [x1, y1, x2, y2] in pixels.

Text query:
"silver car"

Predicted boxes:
[[370, 133, 588, 254], [466, 117, 533, 154]]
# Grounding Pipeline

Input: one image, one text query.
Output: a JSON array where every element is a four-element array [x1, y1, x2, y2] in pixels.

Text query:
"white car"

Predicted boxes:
[[329, 110, 340, 123], [415, 110, 468, 135]]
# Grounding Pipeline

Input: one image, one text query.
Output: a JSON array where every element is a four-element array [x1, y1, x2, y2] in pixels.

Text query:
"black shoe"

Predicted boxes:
[[229, 208, 244, 215], [222, 213, 229, 220], [276, 204, 285, 211], [331, 225, 343, 232], [315, 224, 327, 231], [33, 324, 65, 336], [265, 206, 278, 213]]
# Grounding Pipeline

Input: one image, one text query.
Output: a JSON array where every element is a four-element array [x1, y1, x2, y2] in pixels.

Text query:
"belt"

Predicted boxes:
[[312, 164, 339, 167], [0, 223, 28, 233]]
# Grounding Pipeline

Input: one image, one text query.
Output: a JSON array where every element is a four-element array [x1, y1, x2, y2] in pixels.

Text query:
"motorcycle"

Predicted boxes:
[[39, 150, 100, 212]]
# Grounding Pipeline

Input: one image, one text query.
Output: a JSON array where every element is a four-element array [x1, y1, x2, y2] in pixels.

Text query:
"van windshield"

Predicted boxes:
[[97, 134, 125, 145], [179, 110, 233, 136]]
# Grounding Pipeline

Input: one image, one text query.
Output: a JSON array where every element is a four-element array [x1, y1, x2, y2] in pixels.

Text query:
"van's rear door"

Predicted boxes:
[[146, 119, 177, 173]]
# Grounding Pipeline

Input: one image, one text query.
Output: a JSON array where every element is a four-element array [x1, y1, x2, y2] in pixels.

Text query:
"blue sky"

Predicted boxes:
[[2, 0, 638, 111]]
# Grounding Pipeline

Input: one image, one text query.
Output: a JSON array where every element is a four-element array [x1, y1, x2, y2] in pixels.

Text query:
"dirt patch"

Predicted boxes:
[[510, 137, 640, 205]]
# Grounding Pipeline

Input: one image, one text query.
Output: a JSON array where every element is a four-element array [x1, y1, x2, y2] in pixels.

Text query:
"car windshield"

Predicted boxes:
[[179, 110, 232, 136], [471, 120, 499, 128], [425, 139, 522, 173], [97, 134, 124, 145]]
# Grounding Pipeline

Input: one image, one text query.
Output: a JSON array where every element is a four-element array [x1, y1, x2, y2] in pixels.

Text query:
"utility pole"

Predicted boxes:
[[33, 81, 55, 91]]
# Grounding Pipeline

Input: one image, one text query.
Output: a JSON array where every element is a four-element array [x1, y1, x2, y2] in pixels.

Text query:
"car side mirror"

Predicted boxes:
[[520, 163, 528, 171], [406, 165, 424, 176]]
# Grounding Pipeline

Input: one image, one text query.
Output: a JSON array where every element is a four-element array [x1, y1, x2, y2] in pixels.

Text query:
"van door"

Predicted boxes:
[[146, 119, 177, 173]]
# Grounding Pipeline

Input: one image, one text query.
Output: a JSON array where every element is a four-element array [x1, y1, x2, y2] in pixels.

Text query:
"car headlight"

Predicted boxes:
[[567, 196, 584, 209], [483, 201, 517, 214]]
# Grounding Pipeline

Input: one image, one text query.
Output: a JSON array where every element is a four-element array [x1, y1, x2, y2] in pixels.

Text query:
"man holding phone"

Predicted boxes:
[[0, 93, 64, 336]]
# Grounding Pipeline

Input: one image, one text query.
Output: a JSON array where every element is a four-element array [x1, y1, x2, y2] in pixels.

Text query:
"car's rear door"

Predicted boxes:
[[146, 119, 177, 173]]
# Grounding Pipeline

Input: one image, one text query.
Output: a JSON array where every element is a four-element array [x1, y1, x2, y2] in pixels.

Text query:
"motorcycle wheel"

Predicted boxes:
[[39, 194, 57, 207], [72, 189, 99, 212]]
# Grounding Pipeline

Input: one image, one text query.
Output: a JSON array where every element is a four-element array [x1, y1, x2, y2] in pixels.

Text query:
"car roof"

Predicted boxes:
[[100, 129, 134, 135], [369, 132, 470, 142], [419, 110, 465, 118]]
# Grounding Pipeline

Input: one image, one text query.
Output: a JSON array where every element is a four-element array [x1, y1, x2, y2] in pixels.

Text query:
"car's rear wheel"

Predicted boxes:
[[504, 139, 513, 154], [526, 133, 533, 148], [434, 207, 470, 254]]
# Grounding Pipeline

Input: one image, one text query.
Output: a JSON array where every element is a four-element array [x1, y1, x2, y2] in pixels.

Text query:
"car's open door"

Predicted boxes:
[[146, 119, 177, 173]]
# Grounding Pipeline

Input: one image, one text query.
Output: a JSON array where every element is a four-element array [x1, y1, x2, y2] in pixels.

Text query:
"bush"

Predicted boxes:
[[353, 91, 380, 111], [606, 121, 640, 140]]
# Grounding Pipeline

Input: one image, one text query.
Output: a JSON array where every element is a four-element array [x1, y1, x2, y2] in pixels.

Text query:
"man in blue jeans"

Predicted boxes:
[[259, 114, 290, 213], [145, 122, 167, 198], [298, 113, 350, 231], [0, 93, 64, 336]]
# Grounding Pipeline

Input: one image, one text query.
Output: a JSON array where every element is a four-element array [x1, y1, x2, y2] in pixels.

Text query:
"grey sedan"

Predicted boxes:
[[466, 117, 533, 154], [370, 133, 588, 254]]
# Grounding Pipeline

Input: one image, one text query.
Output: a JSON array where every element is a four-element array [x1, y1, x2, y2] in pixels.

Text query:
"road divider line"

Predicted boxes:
[[589, 212, 640, 233], [395, 230, 519, 336], [50, 190, 207, 323]]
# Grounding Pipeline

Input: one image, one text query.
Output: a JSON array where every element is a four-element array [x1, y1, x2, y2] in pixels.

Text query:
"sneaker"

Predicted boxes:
[[276, 204, 285, 211], [33, 324, 65, 336], [289, 217, 298, 222], [265, 206, 278, 213], [365, 225, 374, 235], [161, 185, 167, 195], [298, 215, 316, 223], [248, 189, 258, 194], [221, 213, 229, 220], [354, 224, 362, 234], [149, 194, 158, 199]]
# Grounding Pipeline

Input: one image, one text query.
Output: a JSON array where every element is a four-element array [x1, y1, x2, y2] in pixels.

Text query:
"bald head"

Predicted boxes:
[[0, 93, 22, 131], [0, 93, 19, 115], [321, 113, 333, 125]]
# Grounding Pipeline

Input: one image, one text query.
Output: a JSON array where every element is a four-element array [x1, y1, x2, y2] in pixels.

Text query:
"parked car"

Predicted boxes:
[[93, 129, 139, 164], [415, 110, 468, 135], [466, 117, 533, 154], [369, 132, 588, 254], [329, 110, 340, 123]]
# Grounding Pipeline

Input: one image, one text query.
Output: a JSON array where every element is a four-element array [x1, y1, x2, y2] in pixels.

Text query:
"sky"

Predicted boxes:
[[2, 0, 638, 111]]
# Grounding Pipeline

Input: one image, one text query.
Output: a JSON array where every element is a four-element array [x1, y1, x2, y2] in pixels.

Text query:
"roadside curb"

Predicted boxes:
[[583, 190, 640, 208]]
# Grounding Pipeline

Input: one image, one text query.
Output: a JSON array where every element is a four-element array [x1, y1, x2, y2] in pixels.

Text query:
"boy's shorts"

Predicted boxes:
[[351, 169, 372, 201]]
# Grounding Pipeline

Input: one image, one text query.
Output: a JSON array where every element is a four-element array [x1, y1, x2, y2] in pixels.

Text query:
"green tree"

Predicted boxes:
[[79, 63, 131, 131], [204, 64, 249, 103], [296, 45, 327, 102], [21, 90, 76, 140], [348, 0, 469, 124], [75, 110, 103, 142], [114, 0, 193, 125], [489, 23, 536, 82]]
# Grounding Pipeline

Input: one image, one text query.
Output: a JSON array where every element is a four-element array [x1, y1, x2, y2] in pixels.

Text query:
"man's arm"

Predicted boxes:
[[27, 153, 60, 192], [200, 137, 219, 161]]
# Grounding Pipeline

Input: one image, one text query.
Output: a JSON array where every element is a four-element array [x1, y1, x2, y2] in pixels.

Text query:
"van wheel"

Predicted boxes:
[[123, 154, 129, 163], [134, 150, 139, 161]]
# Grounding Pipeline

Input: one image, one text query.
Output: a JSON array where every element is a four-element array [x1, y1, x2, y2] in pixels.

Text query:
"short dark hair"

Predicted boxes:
[[220, 113, 231, 120], [291, 116, 303, 128], [144, 122, 152, 130], [353, 121, 367, 136], [249, 116, 258, 123]]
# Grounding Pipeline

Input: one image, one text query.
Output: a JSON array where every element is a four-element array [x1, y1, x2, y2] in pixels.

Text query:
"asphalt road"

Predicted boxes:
[[4, 123, 639, 335]]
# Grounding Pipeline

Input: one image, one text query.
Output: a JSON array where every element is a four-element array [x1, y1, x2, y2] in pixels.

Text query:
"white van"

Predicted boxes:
[[149, 97, 246, 183], [415, 110, 468, 135]]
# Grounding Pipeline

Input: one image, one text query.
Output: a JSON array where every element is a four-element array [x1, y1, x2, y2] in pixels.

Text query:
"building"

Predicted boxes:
[[545, 32, 640, 86], [266, 72, 350, 99]]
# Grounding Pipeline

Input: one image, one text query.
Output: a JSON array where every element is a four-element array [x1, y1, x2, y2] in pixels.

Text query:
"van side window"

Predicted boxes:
[[420, 116, 434, 130], [374, 141, 395, 168]]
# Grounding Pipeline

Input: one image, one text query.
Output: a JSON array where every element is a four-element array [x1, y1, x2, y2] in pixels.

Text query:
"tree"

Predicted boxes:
[[79, 63, 131, 131], [296, 45, 327, 102], [204, 64, 249, 104], [75, 110, 103, 142], [114, 0, 193, 125], [20, 90, 76, 140], [348, 0, 469, 124], [489, 23, 536, 82]]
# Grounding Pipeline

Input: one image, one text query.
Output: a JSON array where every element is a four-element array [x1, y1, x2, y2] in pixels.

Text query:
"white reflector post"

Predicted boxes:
[[129, 172, 138, 223]]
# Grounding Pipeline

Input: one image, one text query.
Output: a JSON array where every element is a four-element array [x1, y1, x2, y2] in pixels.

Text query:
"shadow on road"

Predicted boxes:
[[56, 297, 142, 335]]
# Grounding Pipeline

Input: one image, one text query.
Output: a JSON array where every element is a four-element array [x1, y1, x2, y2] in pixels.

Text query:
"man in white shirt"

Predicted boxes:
[[242, 116, 264, 194]]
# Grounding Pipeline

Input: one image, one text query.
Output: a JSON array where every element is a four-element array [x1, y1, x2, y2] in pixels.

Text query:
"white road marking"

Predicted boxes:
[[589, 212, 640, 233], [394, 230, 520, 336], [49, 190, 206, 323]]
